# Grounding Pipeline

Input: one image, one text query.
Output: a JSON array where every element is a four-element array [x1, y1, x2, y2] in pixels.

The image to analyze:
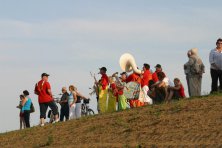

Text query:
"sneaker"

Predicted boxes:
[[40, 123, 44, 127]]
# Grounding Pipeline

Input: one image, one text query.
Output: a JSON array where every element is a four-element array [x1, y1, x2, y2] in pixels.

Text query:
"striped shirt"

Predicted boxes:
[[209, 48, 222, 70]]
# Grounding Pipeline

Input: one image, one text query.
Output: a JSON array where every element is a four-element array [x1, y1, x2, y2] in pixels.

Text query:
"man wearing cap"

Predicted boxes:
[[152, 64, 165, 83], [35, 73, 59, 126], [97, 67, 109, 113]]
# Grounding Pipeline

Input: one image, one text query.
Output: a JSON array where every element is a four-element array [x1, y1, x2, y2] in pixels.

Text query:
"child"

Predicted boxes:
[[16, 98, 26, 129], [166, 78, 186, 102]]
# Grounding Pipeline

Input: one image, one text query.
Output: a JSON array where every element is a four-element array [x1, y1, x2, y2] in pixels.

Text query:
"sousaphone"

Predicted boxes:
[[119, 53, 142, 74]]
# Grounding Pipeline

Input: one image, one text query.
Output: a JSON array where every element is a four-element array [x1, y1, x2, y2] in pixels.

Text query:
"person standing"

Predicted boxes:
[[97, 67, 109, 113], [140, 63, 153, 105], [209, 38, 222, 93], [184, 48, 205, 97], [107, 76, 118, 112], [68, 85, 77, 119], [20, 95, 32, 128], [74, 87, 88, 119], [114, 72, 128, 111], [34, 73, 59, 126], [59, 87, 69, 121], [119, 72, 129, 110], [16, 97, 26, 129]]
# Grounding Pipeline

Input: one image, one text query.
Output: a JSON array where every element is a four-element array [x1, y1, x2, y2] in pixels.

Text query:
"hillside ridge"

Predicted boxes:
[[1, 95, 222, 148]]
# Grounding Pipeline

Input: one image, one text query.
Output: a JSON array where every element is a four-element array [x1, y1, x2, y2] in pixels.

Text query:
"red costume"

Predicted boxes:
[[126, 72, 146, 108], [126, 73, 139, 83], [141, 70, 152, 87], [110, 83, 118, 102], [101, 74, 109, 90]]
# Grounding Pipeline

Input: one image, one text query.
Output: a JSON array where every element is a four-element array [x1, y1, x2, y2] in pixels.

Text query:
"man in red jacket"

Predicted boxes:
[[97, 67, 109, 113], [35, 73, 59, 126], [152, 64, 166, 83], [140, 63, 153, 105]]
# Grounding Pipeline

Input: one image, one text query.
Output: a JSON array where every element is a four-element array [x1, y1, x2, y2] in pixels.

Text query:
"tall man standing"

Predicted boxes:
[[35, 73, 59, 126], [209, 38, 222, 93]]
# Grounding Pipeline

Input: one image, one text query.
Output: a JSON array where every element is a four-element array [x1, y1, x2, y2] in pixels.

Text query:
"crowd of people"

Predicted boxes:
[[92, 63, 186, 114], [17, 38, 222, 129], [17, 73, 89, 129]]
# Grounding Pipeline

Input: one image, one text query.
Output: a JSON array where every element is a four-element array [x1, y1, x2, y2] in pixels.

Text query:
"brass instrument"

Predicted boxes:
[[119, 53, 142, 74]]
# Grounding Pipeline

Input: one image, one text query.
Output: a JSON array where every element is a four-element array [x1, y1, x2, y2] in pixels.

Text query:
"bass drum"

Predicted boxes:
[[124, 82, 142, 100]]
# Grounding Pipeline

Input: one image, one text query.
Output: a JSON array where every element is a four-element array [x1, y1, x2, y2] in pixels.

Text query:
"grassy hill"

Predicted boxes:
[[1, 95, 222, 148]]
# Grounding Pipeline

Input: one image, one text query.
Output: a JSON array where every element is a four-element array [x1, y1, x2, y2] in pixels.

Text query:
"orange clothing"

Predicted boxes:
[[126, 73, 139, 82], [129, 99, 144, 108]]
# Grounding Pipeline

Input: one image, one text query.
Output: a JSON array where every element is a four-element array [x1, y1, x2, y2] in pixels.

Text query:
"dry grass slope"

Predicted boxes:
[[1, 95, 222, 148]]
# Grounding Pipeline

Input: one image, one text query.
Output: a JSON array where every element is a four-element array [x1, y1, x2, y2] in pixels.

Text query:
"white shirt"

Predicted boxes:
[[209, 48, 222, 70], [163, 77, 174, 87], [156, 77, 174, 87]]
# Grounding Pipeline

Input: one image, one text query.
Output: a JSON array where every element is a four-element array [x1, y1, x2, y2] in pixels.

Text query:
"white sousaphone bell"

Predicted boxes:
[[119, 53, 142, 74]]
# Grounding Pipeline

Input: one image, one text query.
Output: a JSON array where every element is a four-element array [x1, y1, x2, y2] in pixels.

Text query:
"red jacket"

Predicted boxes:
[[141, 70, 152, 88], [126, 73, 140, 83], [110, 83, 118, 97], [101, 74, 109, 90], [152, 70, 166, 83]]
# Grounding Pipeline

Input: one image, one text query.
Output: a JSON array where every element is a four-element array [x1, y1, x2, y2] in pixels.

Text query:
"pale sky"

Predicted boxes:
[[0, 0, 221, 132]]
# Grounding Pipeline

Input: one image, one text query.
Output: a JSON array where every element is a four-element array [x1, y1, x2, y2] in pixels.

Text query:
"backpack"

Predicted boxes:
[[30, 102, 35, 113], [34, 81, 45, 95]]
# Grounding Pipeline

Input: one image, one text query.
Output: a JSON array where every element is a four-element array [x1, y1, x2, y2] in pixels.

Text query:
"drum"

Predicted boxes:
[[123, 82, 141, 100]]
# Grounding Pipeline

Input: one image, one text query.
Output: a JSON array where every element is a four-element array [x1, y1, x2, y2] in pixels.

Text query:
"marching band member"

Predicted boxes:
[[126, 71, 141, 83], [107, 76, 118, 112], [118, 72, 128, 110], [126, 72, 144, 108], [97, 67, 109, 113], [140, 63, 153, 105], [112, 72, 128, 110]]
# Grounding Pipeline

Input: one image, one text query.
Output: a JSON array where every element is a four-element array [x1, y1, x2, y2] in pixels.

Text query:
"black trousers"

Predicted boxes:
[[60, 105, 69, 121], [39, 101, 59, 119], [23, 110, 30, 128], [210, 69, 222, 92]]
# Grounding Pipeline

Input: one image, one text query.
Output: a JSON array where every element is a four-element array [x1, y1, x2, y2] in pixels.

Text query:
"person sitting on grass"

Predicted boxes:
[[152, 72, 173, 102], [165, 78, 186, 103], [148, 80, 160, 104]]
